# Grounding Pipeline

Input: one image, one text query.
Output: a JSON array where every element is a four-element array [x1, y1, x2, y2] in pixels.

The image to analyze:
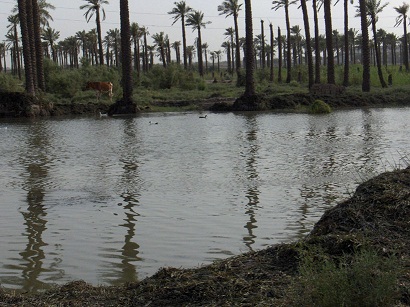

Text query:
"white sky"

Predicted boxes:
[[0, 0, 406, 53]]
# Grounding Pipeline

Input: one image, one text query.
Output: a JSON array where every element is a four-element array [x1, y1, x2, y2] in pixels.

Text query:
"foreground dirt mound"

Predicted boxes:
[[1, 168, 410, 306], [310, 167, 410, 244]]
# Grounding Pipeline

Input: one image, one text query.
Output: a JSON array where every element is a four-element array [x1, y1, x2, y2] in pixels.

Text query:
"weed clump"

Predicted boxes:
[[309, 99, 332, 114]]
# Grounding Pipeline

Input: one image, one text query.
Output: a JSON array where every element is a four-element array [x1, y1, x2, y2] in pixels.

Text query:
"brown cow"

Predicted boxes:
[[86, 81, 113, 102]]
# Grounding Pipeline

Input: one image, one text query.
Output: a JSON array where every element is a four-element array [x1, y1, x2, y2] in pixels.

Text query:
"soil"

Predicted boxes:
[[2, 89, 410, 118], [1, 168, 410, 306]]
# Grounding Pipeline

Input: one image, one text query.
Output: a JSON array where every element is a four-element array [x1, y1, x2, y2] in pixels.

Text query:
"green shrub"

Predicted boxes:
[[289, 80, 300, 87], [293, 248, 399, 307], [309, 99, 332, 114], [0, 73, 24, 92]]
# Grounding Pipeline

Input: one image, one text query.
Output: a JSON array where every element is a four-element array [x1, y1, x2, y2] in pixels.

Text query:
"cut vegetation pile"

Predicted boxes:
[[1, 168, 410, 306]]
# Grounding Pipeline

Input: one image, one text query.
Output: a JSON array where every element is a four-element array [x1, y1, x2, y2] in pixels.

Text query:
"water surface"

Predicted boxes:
[[0, 108, 409, 291]]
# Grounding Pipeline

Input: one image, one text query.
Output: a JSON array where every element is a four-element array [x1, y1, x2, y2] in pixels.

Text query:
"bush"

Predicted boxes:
[[293, 247, 400, 307], [0, 73, 24, 92], [309, 99, 332, 114]]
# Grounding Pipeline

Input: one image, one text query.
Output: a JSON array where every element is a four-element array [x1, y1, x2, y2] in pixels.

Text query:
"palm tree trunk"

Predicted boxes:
[[278, 27, 282, 83], [32, 0, 45, 91], [244, 0, 255, 96], [301, 0, 313, 89], [234, 12, 241, 72], [371, 20, 387, 88], [17, 0, 35, 95], [359, 0, 370, 92], [313, 0, 320, 83], [343, 0, 349, 87], [403, 21, 409, 71], [95, 9, 104, 65], [285, 5, 291, 83], [324, 0, 335, 84], [120, 0, 133, 104], [270, 23, 274, 82], [182, 17, 188, 70], [197, 28, 203, 76]]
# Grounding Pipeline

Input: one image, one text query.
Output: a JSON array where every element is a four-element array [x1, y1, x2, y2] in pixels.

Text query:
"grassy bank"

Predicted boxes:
[[1, 167, 409, 306], [2, 61, 410, 116]]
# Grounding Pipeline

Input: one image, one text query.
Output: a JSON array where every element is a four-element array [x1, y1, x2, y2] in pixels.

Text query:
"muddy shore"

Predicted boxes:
[[1, 167, 409, 306], [1, 89, 410, 117]]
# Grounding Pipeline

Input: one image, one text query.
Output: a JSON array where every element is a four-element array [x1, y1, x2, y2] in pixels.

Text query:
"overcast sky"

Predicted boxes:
[[0, 0, 406, 53]]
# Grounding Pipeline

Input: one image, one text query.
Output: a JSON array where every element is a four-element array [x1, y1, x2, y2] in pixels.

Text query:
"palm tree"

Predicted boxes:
[[76, 30, 89, 59], [42, 27, 60, 62], [186, 10, 211, 77], [300, 0, 313, 88], [386, 33, 397, 65], [277, 27, 282, 83], [224, 27, 235, 73], [130, 22, 141, 74], [337, 0, 353, 86], [218, 0, 242, 74], [272, 0, 297, 83], [358, 0, 370, 92], [394, 2, 409, 71], [362, 0, 388, 87], [168, 1, 193, 70], [222, 41, 232, 72], [202, 43, 209, 72], [172, 41, 181, 64], [17, 0, 34, 94], [152, 32, 167, 68], [312, 0, 320, 83], [323, 0, 335, 84], [80, 0, 108, 65], [119, 0, 133, 106], [7, 15, 21, 79], [244, 0, 255, 97]]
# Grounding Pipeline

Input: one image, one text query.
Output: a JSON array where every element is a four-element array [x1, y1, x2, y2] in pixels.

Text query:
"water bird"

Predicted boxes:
[[99, 111, 108, 117], [149, 121, 158, 124], [199, 115, 207, 119]]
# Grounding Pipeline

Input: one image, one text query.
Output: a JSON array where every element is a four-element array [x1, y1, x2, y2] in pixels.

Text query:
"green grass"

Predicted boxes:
[[291, 247, 400, 307]]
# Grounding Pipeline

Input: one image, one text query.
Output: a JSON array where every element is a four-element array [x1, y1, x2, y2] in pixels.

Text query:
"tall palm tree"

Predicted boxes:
[[80, 0, 108, 65], [277, 27, 283, 83], [152, 32, 167, 68], [218, 0, 243, 74], [323, 0, 335, 84], [172, 41, 181, 64], [244, 0, 255, 97], [338, 0, 353, 86], [300, 0, 313, 88], [222, 41, 232, 72], [17, 0, 34, 94], [119, 0, 133, 106], [7, 15, 21, 79], [202, 43, 209, 72], [130, 22, 142, 74], [358, 0, 370, 92], [272, 0, 297, 83], [224, 27, 235, 72], [363, 0, 388, 87], [76, 30, 89, 59], [312, 0, 320, 83], [186, 10, 211, 77], [394, 2, 409, 71], [42, 27, 60, 62], [168, 1, 193, 70]]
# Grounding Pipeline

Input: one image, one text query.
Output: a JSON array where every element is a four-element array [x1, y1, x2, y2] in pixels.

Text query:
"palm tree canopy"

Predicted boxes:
[[80, 0, 109, 23], [272, 0, 297, 11], [218, 0, 242, 18], [168, 1, 193, 25], [12, 0, 55, 27], [186, 11, 211, 32], [394, 2, 409, 27]]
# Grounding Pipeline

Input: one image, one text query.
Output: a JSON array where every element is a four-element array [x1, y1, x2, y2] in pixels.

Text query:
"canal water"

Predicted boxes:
[[0, 108, 409, 291]]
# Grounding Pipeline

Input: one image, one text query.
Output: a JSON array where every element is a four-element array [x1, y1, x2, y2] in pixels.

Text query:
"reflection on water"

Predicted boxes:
[[0, 108, 410, 291]]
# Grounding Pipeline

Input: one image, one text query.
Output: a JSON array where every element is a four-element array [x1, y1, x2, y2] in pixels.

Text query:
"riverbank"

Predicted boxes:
[[2, 85, 410, 117], [1, 167, 409, 306]]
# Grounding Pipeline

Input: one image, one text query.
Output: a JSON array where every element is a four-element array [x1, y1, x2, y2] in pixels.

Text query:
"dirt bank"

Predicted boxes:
[[1, 168, 409, 306], [2, 89, 410, 117]]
